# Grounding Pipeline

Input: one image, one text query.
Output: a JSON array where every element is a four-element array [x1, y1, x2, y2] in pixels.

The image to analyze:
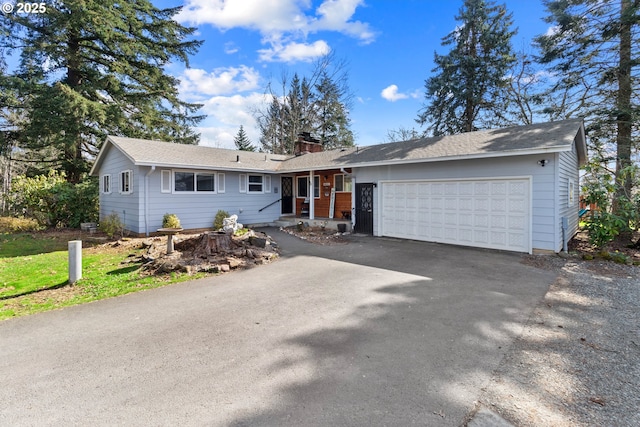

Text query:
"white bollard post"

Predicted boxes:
[[68, 240, 82, 284]]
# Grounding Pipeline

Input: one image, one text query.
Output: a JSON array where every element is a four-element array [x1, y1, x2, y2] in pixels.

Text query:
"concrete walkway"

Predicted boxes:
[[0, 229, 555, 426]]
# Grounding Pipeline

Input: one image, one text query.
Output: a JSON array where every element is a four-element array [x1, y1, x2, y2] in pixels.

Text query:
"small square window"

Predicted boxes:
[[174, 172, 194, 192], [335, 174, 352, 192], [248, 175, 263, 193], [297, 176, 320, 198], [196, 174, 215, 192]]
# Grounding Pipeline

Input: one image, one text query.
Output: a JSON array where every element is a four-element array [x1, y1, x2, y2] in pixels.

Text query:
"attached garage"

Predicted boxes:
[[380, 178, 530, 253]]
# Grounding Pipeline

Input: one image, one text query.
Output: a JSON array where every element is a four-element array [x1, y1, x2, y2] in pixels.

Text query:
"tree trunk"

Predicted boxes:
[[613, 0, 633, 239], [196, 232, 232, 256]]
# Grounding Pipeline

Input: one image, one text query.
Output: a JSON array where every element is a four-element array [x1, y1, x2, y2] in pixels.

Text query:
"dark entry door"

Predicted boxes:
[[354, 183, 374, 234], [281, 177, 293, 214]]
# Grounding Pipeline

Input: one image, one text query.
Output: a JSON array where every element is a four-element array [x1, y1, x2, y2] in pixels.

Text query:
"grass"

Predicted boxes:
[[0, 231, 210, 321]]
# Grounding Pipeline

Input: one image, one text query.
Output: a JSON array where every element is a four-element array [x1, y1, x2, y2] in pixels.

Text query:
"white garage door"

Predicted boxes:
[[381, 178, 530, 253]]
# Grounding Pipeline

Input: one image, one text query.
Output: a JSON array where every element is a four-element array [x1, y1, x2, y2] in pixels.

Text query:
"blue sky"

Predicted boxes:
[[155, 0, 552, 149]]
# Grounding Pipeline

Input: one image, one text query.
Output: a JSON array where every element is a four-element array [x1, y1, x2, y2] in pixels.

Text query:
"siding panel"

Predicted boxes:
[[354, 154, 557, 251]]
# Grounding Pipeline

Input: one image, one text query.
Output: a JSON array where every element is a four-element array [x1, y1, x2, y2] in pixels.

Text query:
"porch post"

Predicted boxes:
[[309, 169, 315, 220]]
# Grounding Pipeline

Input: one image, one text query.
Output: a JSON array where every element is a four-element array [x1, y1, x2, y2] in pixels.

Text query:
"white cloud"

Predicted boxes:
[[224, 42, 239, 54], [177, 0, 305, 33], [195, 92, 269, 149], [311, 0, 375, 43], [258, 40, 330, 62], [178, 0, 375, 63], [179, 66, 261, 97], [381, 84, 409, 102]]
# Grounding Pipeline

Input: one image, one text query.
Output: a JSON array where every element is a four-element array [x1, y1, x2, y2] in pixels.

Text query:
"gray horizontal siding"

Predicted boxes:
[[144, 168, 281, 234], [97, 145, 142, 233], [353, 154, 557, 251], [557, 147, 580, 250]]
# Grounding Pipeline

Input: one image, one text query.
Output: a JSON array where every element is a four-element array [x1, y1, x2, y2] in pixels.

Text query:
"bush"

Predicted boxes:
[[213, 210, 229, 230], [99, 212, 124, 238], [584, 211, 626, 249], [9, 171, 98, 228], [162, 213, 182, 229], [0, 216, 42, 233]]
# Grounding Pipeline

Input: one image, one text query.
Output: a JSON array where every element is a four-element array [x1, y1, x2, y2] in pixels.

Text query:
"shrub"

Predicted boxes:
[[99, 212, 124, 238], [162, 213, 181, 229], [9, 171, 98, 228], [0, 216, 42, 233], [213, 210, 229, 230]]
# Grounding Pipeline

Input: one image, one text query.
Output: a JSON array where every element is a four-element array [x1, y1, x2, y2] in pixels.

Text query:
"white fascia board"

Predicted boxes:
[[277, 145, 573, 173]]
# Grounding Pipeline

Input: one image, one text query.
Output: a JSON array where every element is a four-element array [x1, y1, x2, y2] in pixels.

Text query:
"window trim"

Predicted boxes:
[[248, 174, 264, 194], [119, 170, 132, 195], [171, 170, 217, 194], [334, 173, 352, 193], [296, 175, 320, 199], [101, 174, 111, 194]]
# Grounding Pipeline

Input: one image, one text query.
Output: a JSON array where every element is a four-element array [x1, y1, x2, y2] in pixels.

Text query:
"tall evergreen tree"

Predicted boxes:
[[234, 125, 255, 151], [0, 0, 204, 182], [255, 54, 354, 154], [535, 0, 640, 220], [417, 0, 517, 136], [315, 71, 354, 150]]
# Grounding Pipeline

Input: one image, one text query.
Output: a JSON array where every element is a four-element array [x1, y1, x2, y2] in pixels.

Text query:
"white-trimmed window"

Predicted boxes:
[[297, 176, 320, 198], [101, 174, 111, 194], [173, 171, 216, 193], [239, 174, 247, 193], [248, 175, 264, 193], [334, 174, 352, 192], [120, 170, 132, 194], [568, 179, 575, 205], [217, 173, 225, 193], [161, 170, 171, 193]]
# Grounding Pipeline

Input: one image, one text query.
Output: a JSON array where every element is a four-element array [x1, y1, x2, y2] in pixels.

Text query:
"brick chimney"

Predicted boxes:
[[294, 132, 323, 156]]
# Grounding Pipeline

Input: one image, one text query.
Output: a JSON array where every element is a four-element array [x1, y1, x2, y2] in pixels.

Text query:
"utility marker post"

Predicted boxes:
[[68, 240, 82, 284]]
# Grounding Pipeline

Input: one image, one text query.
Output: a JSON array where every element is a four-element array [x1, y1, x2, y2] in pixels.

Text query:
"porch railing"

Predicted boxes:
[[258, 198, 282, 212]]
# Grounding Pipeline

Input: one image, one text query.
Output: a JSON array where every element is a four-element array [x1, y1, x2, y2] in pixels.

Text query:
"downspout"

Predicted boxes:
[[309, 170, 315, 220], [144, 165, 156, 236]]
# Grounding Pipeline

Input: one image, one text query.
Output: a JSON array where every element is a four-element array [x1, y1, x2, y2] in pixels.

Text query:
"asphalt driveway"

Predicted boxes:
[[0, 229, 556, 426]]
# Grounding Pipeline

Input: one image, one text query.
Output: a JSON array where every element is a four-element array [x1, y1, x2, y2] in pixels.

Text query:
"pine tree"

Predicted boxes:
[[255, 54, 354, 154], [315, 71, 354, 150], [535, 0, 639, 223], [0, 0, 204, 182], [416, 0, 516, 136], [234, 125, 255, 151]]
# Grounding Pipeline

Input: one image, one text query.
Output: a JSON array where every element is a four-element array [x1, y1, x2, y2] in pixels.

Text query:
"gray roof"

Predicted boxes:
[[278, 118, 587, 172], [91, 136, 290, 174], [90, 119, 586, 175]]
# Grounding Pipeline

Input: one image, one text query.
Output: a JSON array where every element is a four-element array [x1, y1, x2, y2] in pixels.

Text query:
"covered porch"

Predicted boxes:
[[279, 168, 353, 224]]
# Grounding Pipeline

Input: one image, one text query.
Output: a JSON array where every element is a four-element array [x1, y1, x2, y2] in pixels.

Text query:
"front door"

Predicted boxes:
[[354, 183, 374, 234], [281, 176, 293, 214]]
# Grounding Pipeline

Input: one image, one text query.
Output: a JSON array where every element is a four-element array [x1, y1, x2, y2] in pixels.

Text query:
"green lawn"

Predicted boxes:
[[0, 232, 209, 320]]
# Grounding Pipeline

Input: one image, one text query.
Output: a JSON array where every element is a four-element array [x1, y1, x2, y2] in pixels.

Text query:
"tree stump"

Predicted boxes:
[[198, 231, 232, 256]]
